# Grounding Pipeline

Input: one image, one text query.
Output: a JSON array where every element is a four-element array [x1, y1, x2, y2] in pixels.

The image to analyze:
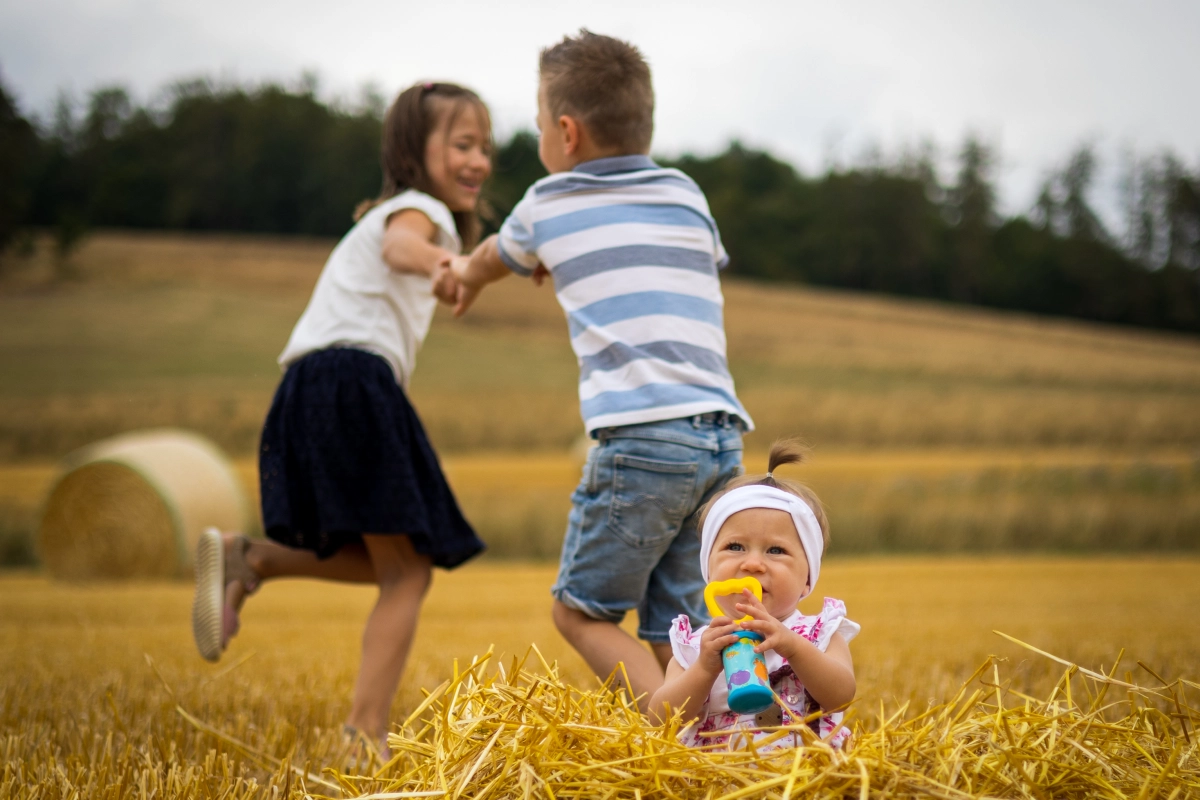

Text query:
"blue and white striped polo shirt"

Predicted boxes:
[[497, 155, 753, 434]]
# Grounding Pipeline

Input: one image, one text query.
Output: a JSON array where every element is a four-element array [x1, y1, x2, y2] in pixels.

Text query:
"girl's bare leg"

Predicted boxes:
[[345, 534, 433, 740], [222, 534, 376, 612], [246, 538, 375, 583]]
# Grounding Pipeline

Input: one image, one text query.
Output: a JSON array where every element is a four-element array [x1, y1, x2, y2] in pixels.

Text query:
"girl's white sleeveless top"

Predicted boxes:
[[278, 190, 461, 388]]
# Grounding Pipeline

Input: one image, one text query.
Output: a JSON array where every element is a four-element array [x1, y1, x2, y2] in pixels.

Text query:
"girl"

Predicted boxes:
[[647, 440, 859, 749], [190, 81, 491, 750]]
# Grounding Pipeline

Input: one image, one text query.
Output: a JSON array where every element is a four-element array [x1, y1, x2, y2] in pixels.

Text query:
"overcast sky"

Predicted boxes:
[[3, 0, 1197, 226]]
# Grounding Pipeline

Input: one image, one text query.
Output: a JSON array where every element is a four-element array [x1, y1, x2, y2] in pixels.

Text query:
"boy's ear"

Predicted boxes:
[[559, 114, 582, 156]]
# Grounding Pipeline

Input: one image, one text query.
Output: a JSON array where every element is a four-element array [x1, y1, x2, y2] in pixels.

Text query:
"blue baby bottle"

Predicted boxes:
[[704, 577, 774, 714]]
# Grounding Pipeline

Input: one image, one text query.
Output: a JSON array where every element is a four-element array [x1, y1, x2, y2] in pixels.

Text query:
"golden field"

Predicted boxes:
[[3, 558, 1199, 797], [1, 231, 1198, 561], [2, 232, 1200, 795], [2, 230, 1199, 458]]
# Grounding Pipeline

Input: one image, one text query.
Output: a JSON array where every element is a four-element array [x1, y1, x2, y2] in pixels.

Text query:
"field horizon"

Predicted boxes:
[[1, 229, 1198, 562]]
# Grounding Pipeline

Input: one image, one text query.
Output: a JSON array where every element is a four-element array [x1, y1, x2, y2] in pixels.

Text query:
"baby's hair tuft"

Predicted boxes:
[[766, 438, 808, 478], [697, 438, 830, 549]]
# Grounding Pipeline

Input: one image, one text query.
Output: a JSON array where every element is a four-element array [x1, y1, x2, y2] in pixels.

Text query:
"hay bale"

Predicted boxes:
[[38, 429, 250, 580]]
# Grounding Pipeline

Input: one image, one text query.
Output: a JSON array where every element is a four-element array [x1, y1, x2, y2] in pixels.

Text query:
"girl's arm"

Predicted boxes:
[[735, 593, 856, 711], [647, 657, 717, 726], [381, 209, 457, 278], [775, 631, 855, 712], [647, 619, 740, 725]]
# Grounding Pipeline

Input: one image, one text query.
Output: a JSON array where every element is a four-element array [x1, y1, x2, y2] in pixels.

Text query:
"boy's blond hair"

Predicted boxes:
[[539, 29, 654, 154], [698, 439, 831, 549]]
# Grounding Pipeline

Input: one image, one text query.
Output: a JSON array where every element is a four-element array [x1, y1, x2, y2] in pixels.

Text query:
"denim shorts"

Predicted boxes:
[[551, 413, 745, 642]]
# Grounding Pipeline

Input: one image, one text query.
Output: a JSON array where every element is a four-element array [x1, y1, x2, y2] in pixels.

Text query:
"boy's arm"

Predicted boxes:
[[452, 234, 514, 317]]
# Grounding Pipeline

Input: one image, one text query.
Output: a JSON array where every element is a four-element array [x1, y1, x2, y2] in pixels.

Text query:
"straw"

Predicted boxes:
[[320, 639, 1199, 800]]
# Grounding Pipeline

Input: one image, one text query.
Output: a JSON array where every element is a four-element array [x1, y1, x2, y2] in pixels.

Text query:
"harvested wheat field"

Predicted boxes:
[[3, 558, 1198, 798]]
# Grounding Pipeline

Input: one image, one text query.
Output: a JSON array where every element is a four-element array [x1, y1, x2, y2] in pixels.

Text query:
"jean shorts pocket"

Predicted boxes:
[[609, 454, 699, 548]]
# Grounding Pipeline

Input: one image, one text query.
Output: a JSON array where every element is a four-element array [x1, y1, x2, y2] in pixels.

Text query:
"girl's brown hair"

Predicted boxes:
[[698, 439, 830, 549], [354, 81, 491, 248]]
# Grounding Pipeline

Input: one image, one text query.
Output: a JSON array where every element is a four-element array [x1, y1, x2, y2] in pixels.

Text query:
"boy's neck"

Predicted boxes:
[[558, 145, 649, 173]]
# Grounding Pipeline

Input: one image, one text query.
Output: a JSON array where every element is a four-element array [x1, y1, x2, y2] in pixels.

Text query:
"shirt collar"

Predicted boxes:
[[572, 154, 657, 176]]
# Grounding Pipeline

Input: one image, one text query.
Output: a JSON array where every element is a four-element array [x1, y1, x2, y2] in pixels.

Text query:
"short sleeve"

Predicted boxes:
[[377, 190, 461, 253], [714, 227, 730, 270], [496, 185, 541, 277], [815, 597, 860, 651], [668, 614, 702, 669]]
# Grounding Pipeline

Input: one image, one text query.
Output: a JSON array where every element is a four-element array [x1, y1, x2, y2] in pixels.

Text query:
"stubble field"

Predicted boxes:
[[4, 558, 1199, 797], [1, 231, 1198, 560], [2, 231, 1199, 796]]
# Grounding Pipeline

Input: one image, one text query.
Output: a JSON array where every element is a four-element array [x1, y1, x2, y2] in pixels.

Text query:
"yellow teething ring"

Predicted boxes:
[[704, 577, 763, 622]]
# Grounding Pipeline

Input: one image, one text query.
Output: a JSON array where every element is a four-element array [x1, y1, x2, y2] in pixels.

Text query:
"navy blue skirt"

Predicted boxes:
[[259, 347, 484, 568]]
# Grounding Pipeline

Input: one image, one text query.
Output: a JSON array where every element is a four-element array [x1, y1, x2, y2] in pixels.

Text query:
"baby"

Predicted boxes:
[[648, 440, 859, 749]]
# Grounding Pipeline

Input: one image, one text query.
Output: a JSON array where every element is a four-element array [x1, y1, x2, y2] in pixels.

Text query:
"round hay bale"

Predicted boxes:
[[38, 429, 251, 580]]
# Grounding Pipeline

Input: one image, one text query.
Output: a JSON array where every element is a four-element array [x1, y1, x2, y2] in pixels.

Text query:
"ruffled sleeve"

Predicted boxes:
[[668, 614, 703, 669], [814, 597, 860, 651]]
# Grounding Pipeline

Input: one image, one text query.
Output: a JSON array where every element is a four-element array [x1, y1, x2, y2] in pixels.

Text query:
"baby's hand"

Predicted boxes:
[[697, 616, 741, 675], [531, 263, 550, 287], [734, 590, 801, 656]]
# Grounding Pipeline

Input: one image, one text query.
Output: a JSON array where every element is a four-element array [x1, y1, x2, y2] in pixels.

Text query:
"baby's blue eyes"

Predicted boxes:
[[723, 543, 788, 555]]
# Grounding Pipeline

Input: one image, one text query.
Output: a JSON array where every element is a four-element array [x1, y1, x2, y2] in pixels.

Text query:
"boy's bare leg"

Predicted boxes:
[[651, 642, 673, 671], [552, 600, 666, 713], [346, 534, 433, 740]]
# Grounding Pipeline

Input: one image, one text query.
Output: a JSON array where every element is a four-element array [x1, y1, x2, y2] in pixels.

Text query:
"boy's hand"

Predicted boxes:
[[432, 257, 463, 305], [734, 590, 803, 657], [532, 263, 550, 286], [696, 616, 740, 676], [451, 249, 488, 317], [454, 281, 482, 318]]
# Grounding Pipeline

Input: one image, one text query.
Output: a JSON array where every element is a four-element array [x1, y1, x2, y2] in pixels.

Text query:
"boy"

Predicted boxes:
[[451, 30, 752, 711]]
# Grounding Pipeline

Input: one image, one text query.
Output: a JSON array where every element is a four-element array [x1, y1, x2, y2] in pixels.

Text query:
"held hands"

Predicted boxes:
[[431, 257, 464, 306]]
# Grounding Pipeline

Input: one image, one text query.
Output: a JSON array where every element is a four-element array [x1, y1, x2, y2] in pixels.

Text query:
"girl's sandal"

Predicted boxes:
[[191, 528, 261, 663], [340, 724, 392, 774]]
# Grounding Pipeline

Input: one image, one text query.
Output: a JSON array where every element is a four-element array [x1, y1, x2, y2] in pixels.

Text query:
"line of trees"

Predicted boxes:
[[2, 75, 1199, 332]]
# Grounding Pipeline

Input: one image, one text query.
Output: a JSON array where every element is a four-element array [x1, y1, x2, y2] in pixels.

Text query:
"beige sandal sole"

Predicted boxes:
[[191, 527, 224, 662]]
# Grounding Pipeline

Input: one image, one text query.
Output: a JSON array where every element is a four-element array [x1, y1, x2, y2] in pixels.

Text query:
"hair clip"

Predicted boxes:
[[423, 82, 435, 91]]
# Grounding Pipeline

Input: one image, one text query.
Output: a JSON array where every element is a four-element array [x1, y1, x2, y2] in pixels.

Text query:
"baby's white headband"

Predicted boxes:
[[699, 484, 823, 596]]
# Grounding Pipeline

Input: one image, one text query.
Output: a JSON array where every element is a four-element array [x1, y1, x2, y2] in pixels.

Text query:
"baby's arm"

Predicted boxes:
[[381, 209, 457, 278], [736, 594, 856, 711], [647, 619, 739, 725]]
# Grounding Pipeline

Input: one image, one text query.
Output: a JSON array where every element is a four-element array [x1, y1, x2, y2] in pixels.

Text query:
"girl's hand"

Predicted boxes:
[[697, 616, 741, 675], [734, 590, 802, 656], [432, 257, 462, 305]]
